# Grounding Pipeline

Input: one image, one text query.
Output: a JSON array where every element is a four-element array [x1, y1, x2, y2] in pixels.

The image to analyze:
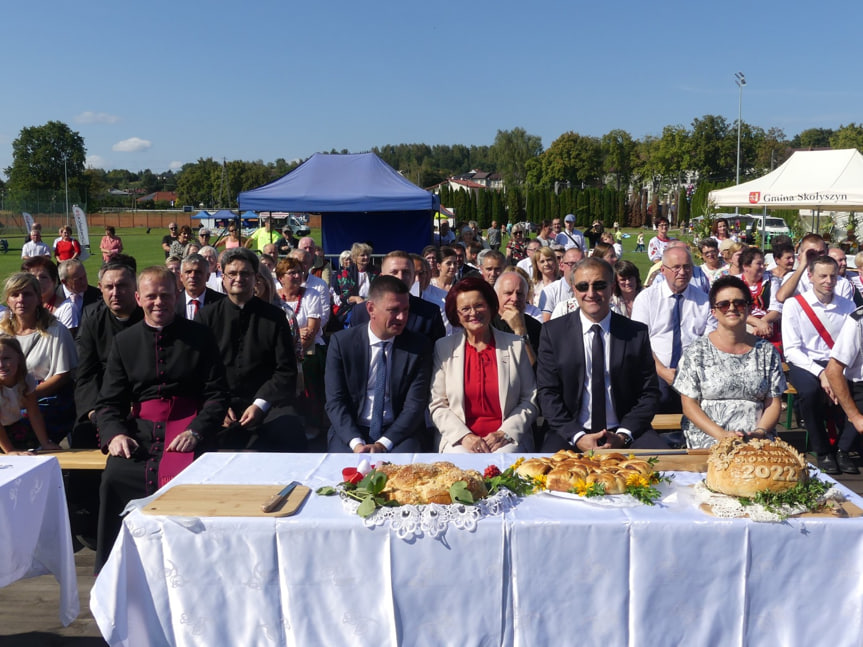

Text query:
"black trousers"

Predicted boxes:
[[788, 363, 855, 454]]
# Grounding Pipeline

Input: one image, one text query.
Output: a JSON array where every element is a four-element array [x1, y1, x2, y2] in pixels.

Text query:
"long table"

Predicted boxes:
[[90, 453, 863, 646], [0, 455, 79, 626]]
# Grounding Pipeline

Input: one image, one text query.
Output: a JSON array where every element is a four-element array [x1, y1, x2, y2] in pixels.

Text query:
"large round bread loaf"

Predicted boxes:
[[706, 438, 808, 498]]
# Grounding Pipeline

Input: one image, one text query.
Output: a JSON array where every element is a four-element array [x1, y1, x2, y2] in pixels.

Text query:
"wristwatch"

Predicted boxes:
[[616, 432, 633, 448]]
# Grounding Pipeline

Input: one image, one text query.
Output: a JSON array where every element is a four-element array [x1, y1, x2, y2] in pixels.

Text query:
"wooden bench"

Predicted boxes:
[[40, 449, 108, 471]]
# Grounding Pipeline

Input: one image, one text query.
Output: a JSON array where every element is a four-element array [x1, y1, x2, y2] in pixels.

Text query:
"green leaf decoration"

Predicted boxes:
[[449, 480, 475, 504], [315, 486, 337, 496], [356, 495, 377, 518]]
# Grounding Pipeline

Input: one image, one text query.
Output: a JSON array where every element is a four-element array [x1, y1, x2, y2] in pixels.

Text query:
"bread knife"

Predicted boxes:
[[261, 481, 300, 513]]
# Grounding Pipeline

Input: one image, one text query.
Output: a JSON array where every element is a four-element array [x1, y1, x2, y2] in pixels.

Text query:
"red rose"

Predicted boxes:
[[484, 465, 501, 479], [342, 468, 364, 485]]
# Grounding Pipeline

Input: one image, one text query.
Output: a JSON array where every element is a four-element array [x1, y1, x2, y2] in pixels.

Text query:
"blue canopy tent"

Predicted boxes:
[[190, 210, 211, 219], [238, 153, 439, 254]]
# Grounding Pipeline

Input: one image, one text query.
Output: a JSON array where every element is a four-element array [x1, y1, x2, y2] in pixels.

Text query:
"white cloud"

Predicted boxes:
[[169, 160, 184, 170], [112, 137, 152, 152], [75, 111, 120, 125], [86, 154, 107, 169]]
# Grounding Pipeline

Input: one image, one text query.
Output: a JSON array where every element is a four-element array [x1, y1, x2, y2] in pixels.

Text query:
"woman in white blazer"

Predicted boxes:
[[429, 277, 537, 453]]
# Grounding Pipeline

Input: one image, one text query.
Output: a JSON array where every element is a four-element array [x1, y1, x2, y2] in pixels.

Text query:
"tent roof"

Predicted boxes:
[[190, 210, 211, 219], [210, 209, 239, 219], [708, 149, 863, 209], [238, 152, 439, 213]]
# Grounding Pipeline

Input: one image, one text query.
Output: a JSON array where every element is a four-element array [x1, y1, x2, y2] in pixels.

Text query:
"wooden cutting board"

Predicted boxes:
[[592, 449, 710, 473], [141, 484, 311, 517]]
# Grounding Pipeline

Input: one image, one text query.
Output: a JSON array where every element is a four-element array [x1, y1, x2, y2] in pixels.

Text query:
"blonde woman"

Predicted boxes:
[[1, 272, 77, 443], [531, 246, 559, 307]]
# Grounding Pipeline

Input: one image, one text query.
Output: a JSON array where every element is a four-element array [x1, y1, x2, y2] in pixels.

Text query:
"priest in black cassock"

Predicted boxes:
[[94, 266, 229, 571], [196, 247, 306, 452]]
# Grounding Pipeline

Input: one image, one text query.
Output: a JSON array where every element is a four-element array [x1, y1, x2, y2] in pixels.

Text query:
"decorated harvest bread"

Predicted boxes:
[[706, 437, 808, 498], [378, 461, 488, 505], [517, 450, 656, 495]]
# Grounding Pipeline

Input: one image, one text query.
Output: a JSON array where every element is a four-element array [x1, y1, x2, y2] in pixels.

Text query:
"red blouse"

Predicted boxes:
[[55, 239, 80, 261], [463, 337, 503, 437]]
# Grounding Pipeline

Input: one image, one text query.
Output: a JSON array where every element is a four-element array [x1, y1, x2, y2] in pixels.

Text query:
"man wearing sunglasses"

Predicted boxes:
[[539, 247, 583, 322], [632, 246, 712, 413], [537, 258, 663, 452]]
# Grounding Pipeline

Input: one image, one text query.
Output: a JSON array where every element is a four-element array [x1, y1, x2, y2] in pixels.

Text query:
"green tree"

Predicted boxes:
[[491, 127, 542, 186], [754, 127, 789, 172], [830, 123, 863, 153], [690, 115, 734, 181], [601, 129, 636, 190], [531, 132, 602, 189], [5, 120, 86, 195], [176, 158, 222, 208], [791, 128, 834, 149]]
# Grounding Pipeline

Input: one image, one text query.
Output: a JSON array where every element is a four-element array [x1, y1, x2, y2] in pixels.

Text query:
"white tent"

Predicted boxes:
[[708, 149, 863, 210]]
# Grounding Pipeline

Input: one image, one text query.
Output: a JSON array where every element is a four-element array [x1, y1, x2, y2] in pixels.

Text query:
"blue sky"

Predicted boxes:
[[2, 0, 860, 180]]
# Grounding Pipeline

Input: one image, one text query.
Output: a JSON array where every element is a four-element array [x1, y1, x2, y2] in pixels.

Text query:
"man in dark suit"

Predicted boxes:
[[349, 251, 446, 344], [175, 253, 225, 319], [326, 275, 433, 453], [537, 257, 664, 452], [196, 247, 305, 452]]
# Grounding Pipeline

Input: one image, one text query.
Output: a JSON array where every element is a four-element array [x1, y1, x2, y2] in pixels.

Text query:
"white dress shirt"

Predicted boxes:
[[352, 325, 395, 451], [631, 281, 713, 368], [829, 311, 863, 381], [783, 290, 855, 377], [304, 273, 331, 330], [570, 311, 627, 447]]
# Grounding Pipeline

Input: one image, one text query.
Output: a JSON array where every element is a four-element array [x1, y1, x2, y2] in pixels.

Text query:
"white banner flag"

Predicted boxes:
[[72, 205, 90, 248], [22, 212, 34, 232]]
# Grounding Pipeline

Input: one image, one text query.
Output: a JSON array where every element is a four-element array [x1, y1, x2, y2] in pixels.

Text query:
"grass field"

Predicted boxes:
[[0, 225, 676, 287]]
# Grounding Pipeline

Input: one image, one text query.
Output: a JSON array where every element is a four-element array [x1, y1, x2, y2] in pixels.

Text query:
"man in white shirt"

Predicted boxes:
[[783, 255, 857, 474], [480, 249, 506, 287], [539, 247, 583, 321], [826, 305, 863, 475], [176, 253, 225, 319], [776, 234, 856, 304], [325, 276, 433, 453], [21, 228, 50, 259], [516, 240, 541, 275], [555, 214, 585, 251], [632, 246, 712, 413]]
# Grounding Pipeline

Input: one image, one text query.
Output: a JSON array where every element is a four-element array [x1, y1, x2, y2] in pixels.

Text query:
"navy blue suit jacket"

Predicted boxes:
[[537, 311, 659, 445], [325, 324, 432, 450]]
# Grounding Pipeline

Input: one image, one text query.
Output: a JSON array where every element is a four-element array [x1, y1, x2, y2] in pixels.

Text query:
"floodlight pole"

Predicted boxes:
[[734, 72, 746, 216], [63, 154, 70, 226]]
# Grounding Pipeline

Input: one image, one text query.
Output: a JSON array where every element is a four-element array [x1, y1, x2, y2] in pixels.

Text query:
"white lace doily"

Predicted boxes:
[[693, 480, 846, 522], [337, 488, 519, 540]]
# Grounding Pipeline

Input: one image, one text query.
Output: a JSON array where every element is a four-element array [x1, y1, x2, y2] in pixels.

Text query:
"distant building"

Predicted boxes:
[[136, 191, 178, 206]]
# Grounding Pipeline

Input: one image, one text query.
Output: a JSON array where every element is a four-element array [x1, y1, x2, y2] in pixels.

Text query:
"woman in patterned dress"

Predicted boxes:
[[672, 276, 786, 449]]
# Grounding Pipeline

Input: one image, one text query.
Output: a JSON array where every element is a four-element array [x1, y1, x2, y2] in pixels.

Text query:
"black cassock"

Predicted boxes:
[[94, 317, 228, 570], [196, 296, 305, 451]]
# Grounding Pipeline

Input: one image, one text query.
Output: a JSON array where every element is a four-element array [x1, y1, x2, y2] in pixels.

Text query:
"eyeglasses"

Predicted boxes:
[[225, 270, 254, 280], [701, 251, 718, 258], [662, 264, 692, 274], [713, 299, 749, 313], [560, 261, 577, 267], [457, 304, 488, 316], [513, 231, 524, 235], [573, 280, 608, 293]]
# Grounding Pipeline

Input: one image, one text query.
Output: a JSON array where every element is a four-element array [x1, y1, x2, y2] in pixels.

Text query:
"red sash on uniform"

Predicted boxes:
[[133, 397, 200, 488]]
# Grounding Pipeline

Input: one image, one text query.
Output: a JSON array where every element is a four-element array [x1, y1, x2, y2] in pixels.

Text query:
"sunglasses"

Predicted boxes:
[[714, 299, 748, 313], [573, 280, 608, 293]]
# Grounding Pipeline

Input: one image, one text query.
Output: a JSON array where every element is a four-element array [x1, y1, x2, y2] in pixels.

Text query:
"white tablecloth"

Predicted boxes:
[[0, 455, 79, 625], [91, 453, 863, 647]]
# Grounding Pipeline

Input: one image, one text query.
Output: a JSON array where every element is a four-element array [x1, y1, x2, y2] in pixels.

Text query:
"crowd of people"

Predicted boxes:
[[5, 214, 863, 572]]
